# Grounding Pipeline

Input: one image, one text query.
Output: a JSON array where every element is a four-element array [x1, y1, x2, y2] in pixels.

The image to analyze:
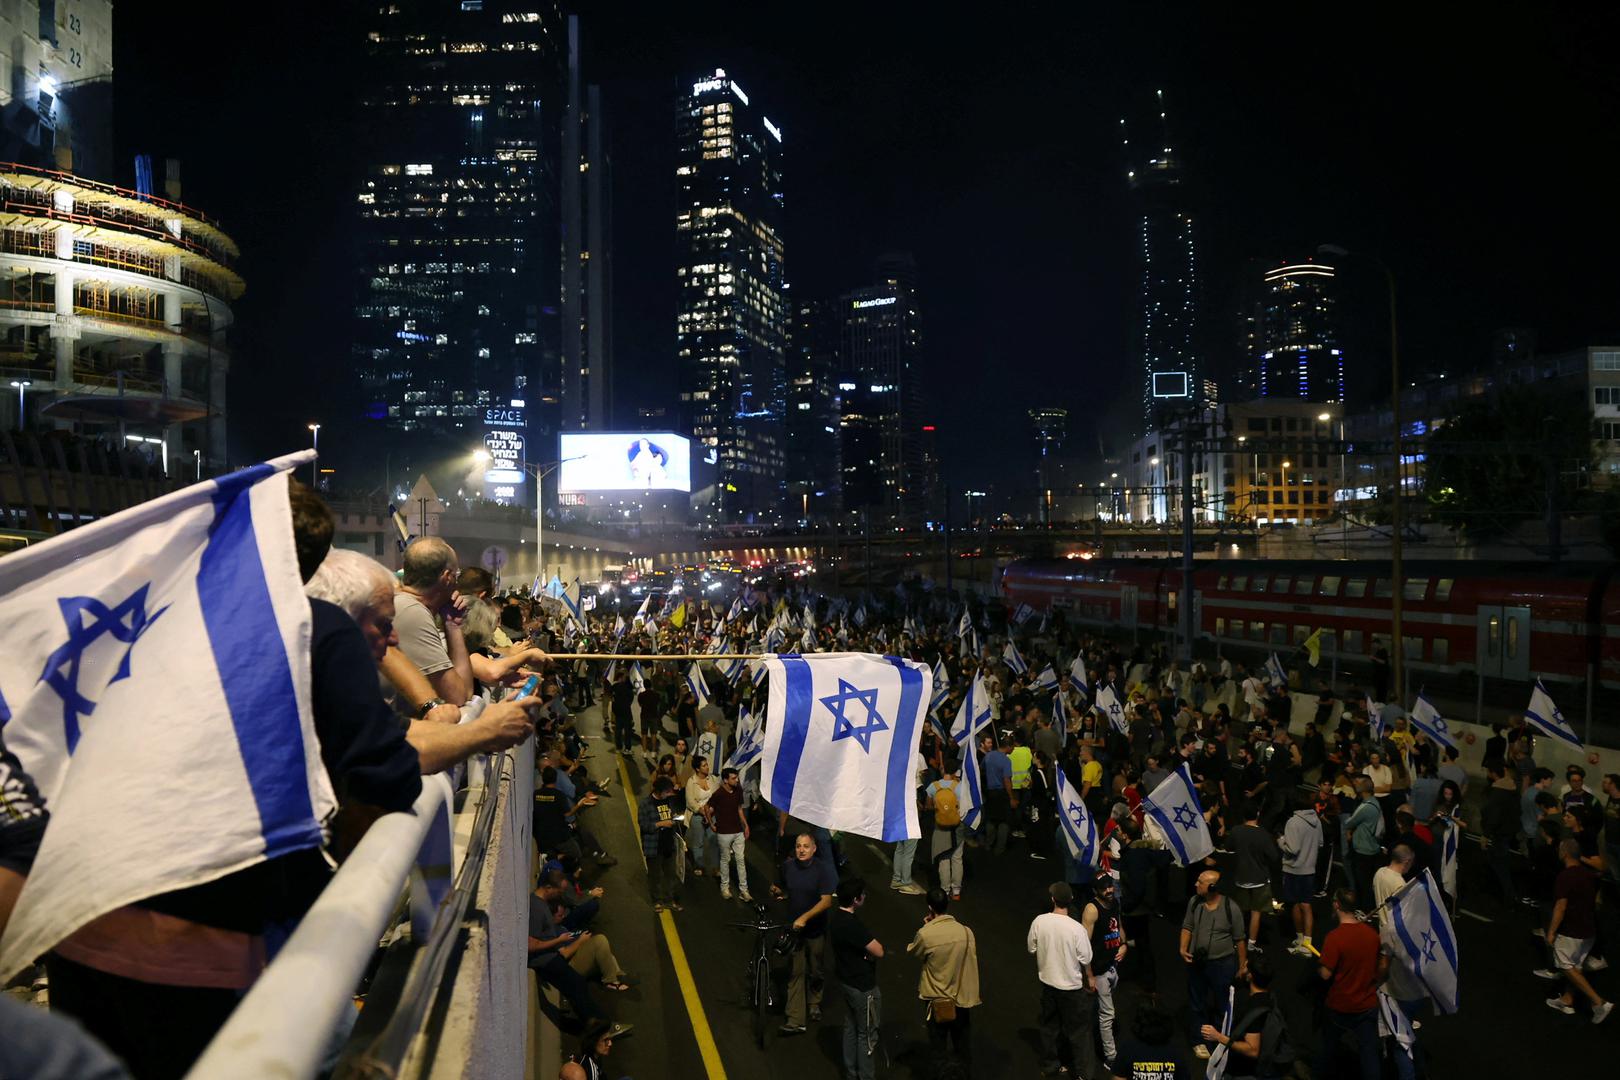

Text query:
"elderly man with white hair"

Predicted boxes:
[[306, 549, 539, 773]]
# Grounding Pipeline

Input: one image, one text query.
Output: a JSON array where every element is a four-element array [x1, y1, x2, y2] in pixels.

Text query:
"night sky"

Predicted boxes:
[[116, 5, 1620, 503]]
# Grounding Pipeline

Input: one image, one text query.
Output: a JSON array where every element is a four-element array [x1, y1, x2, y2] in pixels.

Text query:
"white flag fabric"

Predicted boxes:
[[1013, 602, 1035, 626], [684, 662, 712, 710], [0, 453, 337, 982], [1439, 817, 1459, 899], [1408, 694, 1457, 751], [634, 595, 652, 623], [930, 657, 951, 711], [956, 735, 984, 830], [758, 652, 931, 842], [950, 672, 992, 746], [1052, 690, 1069, 747], [1525, 679, 1582, 749], [1386, 868, 1459, 1014], [1054, 765, 1099, 866], [1366, 695, 1386, 740], [629, 661, 647, 690], [956, 608, 973, 641], [725, 706, 765, 772], [613, 614, 627, 638], [1068, 655, 1089, 697], [1264, 651, 1287, 687], [1205, 986, 1237, 1080], [1034, 664, 1060, 692], [1377, 989, 1416, 1061], [1142, 764, 1213, 866], [1095, 683, 1128, 736], [1003, 640, 1028, 676]]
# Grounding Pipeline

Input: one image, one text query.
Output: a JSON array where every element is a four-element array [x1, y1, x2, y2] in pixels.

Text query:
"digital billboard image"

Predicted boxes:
[[558, 433, 693, 493]]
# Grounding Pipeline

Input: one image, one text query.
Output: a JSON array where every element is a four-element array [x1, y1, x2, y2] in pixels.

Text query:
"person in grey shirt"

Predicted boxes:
[[392, 538, 474, 706], [1436, 746, 1468, 799], [1179, 870, 1247, 1059], [1141, 754, 1171, 798]]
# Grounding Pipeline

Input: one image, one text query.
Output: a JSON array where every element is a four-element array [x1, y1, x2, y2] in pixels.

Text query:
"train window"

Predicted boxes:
[[1271, 624, 1288, 645], [1295, 578, 1314, 595], [1253, 576, 1269, 593], [1169, 591, 1178, 612], [1345, 579, 1367, 598], [1251, 620, 1266, 641], [1320, 628, 1338, 655], [1507, 617, 1520, 659], [1293, 625, 1311, 644], [1344, 629, 1363, 654], [1373, 578, 1392, 598], [1403, 578, 1429, 601], [1231, 575, 1248, 591], [1319, 576, 1341, 597], [1216, 617, 1227, 637], [1487, 615, 1500, 658], [1218, 575, 1229, 590], [1230, 618, 1245, 638], [1273, 576, 1292, 594], [1403, 635, 1424, 660], [1432, 638, 1449, 664], [1435, 578, 1455, 601]]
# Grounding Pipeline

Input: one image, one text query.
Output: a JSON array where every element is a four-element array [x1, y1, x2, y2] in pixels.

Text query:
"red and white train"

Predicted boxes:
[[1000, 558, 1619, 698]]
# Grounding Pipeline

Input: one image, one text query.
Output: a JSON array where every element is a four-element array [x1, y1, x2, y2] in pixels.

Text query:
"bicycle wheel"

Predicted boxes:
[[753, 957, 771, 1049]]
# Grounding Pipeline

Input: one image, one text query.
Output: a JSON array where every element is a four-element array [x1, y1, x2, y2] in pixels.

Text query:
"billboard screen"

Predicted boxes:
[[558, 432, 692, 493]]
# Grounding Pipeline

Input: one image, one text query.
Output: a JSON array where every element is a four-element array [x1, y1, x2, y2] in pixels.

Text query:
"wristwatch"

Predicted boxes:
[[417, 697, 448, 718]]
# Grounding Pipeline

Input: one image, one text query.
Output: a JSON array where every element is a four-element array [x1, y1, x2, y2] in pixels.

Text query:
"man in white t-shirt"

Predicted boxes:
[[1028, 882, 1096, 1078]]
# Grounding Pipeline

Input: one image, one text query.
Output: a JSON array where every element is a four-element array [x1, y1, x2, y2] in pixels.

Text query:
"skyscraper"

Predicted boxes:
[[560, 16, 613, 433], [1030, 407, 1068, 523], [676, 68, 787, 522], [1255, 260, 1344, 403], [787, 296, 842, 520], [352, 2, 565, 498], [1123, 90, 1201, 423], [839, 254, 925, 525]]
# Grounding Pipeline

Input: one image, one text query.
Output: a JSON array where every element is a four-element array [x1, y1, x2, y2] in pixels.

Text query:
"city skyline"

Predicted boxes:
[[107, 4, 1620, 511]]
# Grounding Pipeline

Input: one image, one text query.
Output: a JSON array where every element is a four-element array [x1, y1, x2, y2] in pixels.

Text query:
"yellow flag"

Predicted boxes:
[[669, 600, 687, 629], [1303, 628, 1323, 668]]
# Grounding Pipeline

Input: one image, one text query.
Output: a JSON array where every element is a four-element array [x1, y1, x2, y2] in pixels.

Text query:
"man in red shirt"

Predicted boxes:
[[1313, 888, 1381, 1080], [709, 767, 752, 902]]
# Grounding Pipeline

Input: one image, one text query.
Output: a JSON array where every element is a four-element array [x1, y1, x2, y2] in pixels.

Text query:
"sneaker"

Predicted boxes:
[[1594, 1001, 1613, 1025], [898, 883, 927, 895], [1288, 943, 1314, 958], [1030, 852, 1048, 860], [1193, 1044, 1211, 1059], [778, 1024, 807, 1036], [890, 880, 903, 891], [1587, 956, 1610, 972], [739, 891, 754, 902], [720, 886, 732, 900], [809, 1006, 821, 1022], [951, 892, 962, 901], [1011, 830, 1026, 838], [1546, 997, 1576, 1015], [693, 868, 704, 877], [1532, 968, 1562, 980]]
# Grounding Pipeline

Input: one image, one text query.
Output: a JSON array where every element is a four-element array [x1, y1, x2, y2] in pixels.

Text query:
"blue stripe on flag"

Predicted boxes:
[[770, 656, 815, 812], [198, 482, 321, 857], [1152, 801, 1191, 864], [882, 658, 924, 842]]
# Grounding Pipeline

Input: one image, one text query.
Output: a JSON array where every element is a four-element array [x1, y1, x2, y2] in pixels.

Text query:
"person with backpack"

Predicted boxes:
[[927, 752, 968, 900], [1179, 869, 1248, 1060], [1200, 953, 1297, 1079]]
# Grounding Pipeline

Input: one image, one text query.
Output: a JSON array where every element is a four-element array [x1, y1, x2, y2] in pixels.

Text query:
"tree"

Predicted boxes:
[[1424, 385, 1592, 542]]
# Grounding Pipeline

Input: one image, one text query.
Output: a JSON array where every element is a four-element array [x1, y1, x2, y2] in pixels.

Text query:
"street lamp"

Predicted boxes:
[[306, 423, 321, 488], [1281, 460, 1292, 522], [522, 455, 585, 590], [9, 379, 31, 431]]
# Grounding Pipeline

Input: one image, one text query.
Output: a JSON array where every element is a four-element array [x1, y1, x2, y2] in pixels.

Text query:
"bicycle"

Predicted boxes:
[[728, 903, 796, 1049]]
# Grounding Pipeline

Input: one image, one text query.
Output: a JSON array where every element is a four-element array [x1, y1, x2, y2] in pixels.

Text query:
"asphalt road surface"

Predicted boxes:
[[561, 701, 1615, 1079]]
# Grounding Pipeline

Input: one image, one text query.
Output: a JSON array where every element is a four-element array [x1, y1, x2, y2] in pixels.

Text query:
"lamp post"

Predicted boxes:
[[306, 423, 320, 487], [1281, 460, 1291, 522], [522, 455, 584, 591], [1320, 243, 1403, 703], [9, 379, 31, 430]]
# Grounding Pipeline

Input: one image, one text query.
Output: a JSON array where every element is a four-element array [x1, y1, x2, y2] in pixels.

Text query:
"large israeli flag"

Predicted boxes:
[[956, 733, 984, 830], [1095, 682, 1128, 736], [1068, 655, 1089, 698], [1386, 868, 1459, 1014], [1054, 766, 1099, 866], [1408, 694, 1457, 751], [1142, 763, 1213, 866], [1525, 679, 1582, 749], [759, 652, 932, 842], [950, 672, 992, 745], [684, 662, 712, 709], [0, 452, 337, 983]]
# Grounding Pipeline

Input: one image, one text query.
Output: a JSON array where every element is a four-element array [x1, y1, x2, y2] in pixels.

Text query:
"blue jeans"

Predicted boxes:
[[1314, 1006, 1379, 1080], [892, 838, 918, 886], [688, 815, 717, 872], [1186, 953, 1237, 1045], [1390, 997, 1427, 1080], [840, 983, 881, 1080]]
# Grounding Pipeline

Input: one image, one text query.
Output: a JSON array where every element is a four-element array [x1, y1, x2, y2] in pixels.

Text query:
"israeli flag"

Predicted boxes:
[[727, 595, 744, 623], [684, 662, 712, 709], [1055, 766, 1099, 865], [1095, 682, 1128, 736], [1525, 679, 1581, 749], [1052, 689, 1069, 747], [1387, 869, 1459, 1014], [721, 654, 747, 686], [613, 613, 627, 638], [950, 672, 992, 746], [1142, 764, 1214, 866], [634, 595, 652, 624], [766, 626, 786, 652], [725, 705, 765, 772], [546, 573, 565, 599], [758, 652, 932, 842], [750, 659, 769, 690], [853, 604, 868, 627], [800, 625, 817, 653], [956, 608, 973, 641], [629, 661, 647, 691], [1377, 989, 1416, 1062], [1205, 986, 1237, 1080], [1439, 818, 1459, 899], [1034, 664, 1060, 692], [930, 657, 951, 712], [1366, 695, 1386, 740], [1068, 655, 1089, 698], [1013, 602, 1035, 626], [1038, 607, 1050, 634], [0, 453, 337, 983], [1264, 651, 1287, 687], [1408, 694, 1457, 751], [1003, 640, 1028, 676], [956, 733, 985, 830]]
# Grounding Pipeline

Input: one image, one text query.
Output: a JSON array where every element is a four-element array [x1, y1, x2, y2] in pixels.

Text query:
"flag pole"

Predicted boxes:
[[555, 653, 769, 661]]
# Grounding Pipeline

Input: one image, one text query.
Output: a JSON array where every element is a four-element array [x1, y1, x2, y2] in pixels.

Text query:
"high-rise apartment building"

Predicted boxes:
[[353, 2, 565, 497], [787, 296, 841, 520], [1123, 91, 1201, 423], [839, 254, 924, 524], [676, 68, 787, 522], [1255, 260, 1344, 403], [560, 16, 612, 432]]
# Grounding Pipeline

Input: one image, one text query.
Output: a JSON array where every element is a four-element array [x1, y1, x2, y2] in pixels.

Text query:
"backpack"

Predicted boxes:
[[934, 780, 962, 828], [1234, 997, 1298, 1076]]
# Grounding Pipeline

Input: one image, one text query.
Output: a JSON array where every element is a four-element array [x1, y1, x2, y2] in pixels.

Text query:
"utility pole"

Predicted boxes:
[[1180, 415, 1196, 664]]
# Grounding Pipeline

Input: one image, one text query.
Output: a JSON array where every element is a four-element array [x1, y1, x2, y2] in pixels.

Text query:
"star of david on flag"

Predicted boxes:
[[0, 451, 337, 984], [1055, 765, 1099, 866], [1141, 763, 1213, 866], [1386, 868, 1459, 1014], [930, 657, 951, 712], [1524, 679, 1582, 749], [758, 652, 931, 842], [1408, 694, 1456, 750], [1095, 683, 1128, 736], [1033, 664, 1059, 693]]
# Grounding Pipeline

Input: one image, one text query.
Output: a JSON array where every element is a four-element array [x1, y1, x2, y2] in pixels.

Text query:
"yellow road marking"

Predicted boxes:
[[615, 753, 729, 1080]]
